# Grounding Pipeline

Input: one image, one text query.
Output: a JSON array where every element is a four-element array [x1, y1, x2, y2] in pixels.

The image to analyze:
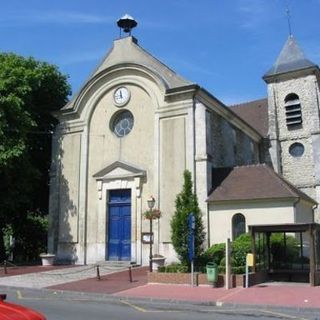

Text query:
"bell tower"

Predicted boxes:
[[263, 36, 320, 219]]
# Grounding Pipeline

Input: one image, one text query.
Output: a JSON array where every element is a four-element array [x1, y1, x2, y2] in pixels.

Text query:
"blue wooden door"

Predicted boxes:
[[108, 189, 131, 261]]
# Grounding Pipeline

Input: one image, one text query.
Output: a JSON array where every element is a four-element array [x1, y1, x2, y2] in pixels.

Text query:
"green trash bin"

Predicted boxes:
[[206, 262, 218, 285]]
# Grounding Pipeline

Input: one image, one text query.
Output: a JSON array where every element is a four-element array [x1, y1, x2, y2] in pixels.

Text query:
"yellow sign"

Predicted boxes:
[[246, 253, 254, 267]]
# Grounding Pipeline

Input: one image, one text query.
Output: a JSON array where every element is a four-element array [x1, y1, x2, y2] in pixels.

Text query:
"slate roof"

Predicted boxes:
[[230, 98, 268, 137], [264, 35, 317, 78], [208, 164, 317, 204]]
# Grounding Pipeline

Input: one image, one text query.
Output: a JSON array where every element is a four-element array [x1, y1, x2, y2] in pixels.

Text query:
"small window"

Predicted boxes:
[[232, 213, 246, 240], [284, 93, 302, 127], [289, 142, 304, 157]]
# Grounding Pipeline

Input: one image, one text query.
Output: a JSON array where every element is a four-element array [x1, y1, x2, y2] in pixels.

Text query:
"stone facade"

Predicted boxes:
[[48, 36, 262, 265], [267, 73, 320, 221], [49, 34, 319, 265]]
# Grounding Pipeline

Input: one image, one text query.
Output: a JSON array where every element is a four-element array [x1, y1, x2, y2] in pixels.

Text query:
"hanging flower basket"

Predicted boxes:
[[143, 209, 162, 220]]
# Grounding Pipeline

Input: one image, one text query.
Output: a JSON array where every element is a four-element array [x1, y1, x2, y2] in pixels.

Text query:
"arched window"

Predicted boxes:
[[232, 213, 246, 240], [284, 93, 302, 127]]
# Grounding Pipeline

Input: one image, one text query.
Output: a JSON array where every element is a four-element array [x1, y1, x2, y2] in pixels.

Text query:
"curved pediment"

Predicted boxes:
[[59, 36, 193, 120], [93, 161, 146, 181]]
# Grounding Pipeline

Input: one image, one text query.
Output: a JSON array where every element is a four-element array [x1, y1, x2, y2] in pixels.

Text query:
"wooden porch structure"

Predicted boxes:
[[249, 223, 320, 286]]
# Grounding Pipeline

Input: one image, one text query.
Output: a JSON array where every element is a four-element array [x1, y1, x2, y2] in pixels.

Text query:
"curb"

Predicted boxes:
[[1, 285, 320, 314]]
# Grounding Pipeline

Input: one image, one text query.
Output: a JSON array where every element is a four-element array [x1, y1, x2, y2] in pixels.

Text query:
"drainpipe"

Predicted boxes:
[[207, 201, 210, 247], [293, 198, 300, 223], [192, 96, 197, 193]]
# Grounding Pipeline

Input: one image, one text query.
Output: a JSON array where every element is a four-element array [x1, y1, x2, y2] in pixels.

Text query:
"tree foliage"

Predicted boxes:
[[171, 170, 205, 265], [0, 53, 71, 261]]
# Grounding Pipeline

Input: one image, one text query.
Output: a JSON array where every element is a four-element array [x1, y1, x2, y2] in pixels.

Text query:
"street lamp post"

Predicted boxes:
[[147, 196, 156, 272]]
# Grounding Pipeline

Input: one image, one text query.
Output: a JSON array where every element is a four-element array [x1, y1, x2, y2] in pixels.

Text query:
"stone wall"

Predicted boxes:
[[208, 111, 259, 168], [267, 75, 320, 186]]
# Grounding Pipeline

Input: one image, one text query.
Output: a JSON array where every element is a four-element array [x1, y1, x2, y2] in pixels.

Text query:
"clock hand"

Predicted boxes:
[[119, 90, 123, 99]]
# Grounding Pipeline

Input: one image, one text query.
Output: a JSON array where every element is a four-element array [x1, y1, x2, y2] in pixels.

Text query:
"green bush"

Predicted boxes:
[[158, 266, 166, 272], [231, 233, 252, 267], [200, 233, 252, 273], [12, 211, 48, 263], [158, 263, 188, 273], [232, 266, 246, 274], [200, 233, 252, 274], [171, 170, 205, 266], [202, 242, 225, 265]]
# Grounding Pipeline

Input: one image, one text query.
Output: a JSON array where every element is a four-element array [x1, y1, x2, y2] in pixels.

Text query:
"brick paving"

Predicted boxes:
[[114, 282, 320, 309], [0, 265, 76, 277], [1, 264, 320, 310], [48, 267, 148, 294], [0, 264, 131, 289]]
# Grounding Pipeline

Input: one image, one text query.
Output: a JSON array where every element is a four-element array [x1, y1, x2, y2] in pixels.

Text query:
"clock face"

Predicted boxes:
[[114, 86, 130, 106]]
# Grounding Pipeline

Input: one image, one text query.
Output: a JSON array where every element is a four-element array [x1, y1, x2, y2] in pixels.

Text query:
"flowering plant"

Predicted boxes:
[[143, 209, 162, 220]]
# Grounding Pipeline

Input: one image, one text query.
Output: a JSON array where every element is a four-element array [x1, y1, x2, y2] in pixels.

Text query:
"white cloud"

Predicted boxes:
[[236, 0, 276, 29], [57, 49, 106, 66], [166, 56, 218, 78], [0, 11, 113, 26]]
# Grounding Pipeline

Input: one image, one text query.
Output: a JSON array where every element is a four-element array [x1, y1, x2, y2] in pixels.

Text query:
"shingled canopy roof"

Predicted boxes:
[[208, 164, 316, 204], [263, 35, 318, 79], [230, 98, 268, 137]]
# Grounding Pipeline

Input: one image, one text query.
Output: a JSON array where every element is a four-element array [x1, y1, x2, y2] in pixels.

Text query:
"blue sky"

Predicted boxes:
[[1, 0, 319, 105]]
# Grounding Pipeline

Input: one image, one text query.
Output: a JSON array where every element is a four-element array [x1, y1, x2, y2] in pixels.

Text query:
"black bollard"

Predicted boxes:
[[96, 265, 101, 280], [128, 266, 133, 282]]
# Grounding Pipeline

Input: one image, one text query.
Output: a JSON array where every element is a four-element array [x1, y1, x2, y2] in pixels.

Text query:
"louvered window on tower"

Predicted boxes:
[[284, 93, 302, 127]]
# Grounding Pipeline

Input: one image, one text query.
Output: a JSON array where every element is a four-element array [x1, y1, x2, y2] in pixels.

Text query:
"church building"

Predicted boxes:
[[48, 16, 320, 265]]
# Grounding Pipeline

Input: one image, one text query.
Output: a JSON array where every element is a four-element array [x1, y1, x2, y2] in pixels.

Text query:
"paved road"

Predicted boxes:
[[3, 288, 319, 320]]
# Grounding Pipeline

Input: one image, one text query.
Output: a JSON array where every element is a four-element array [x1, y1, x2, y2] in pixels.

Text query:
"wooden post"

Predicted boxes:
[[266, 232, 271, 271], [251, 230, 256, 272], [225, 238, 231, 289], [309, 226, 316, 286]]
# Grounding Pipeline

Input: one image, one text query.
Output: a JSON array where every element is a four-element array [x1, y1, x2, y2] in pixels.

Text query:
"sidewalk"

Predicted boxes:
[[114, 282, 320, 309], [1, 264, 320, 310]]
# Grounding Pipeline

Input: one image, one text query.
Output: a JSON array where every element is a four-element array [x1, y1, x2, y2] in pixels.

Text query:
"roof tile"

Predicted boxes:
[[230, 98, 268, 137], [208, 164, 317, 204]]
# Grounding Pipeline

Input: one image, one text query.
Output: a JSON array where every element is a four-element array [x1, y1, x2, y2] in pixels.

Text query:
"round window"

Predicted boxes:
[[112, 110, 134, 137], [289, 142, 304, 157]]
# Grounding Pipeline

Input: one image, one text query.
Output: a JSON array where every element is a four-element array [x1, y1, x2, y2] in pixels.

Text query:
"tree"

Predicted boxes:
[[171, 170, 205, 265], [0, 53, 71, 261]]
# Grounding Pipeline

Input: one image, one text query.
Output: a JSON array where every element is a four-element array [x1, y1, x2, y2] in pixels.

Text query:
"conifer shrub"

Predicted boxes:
[[171, 170, 205, 266]]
